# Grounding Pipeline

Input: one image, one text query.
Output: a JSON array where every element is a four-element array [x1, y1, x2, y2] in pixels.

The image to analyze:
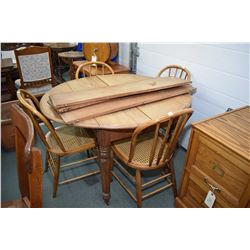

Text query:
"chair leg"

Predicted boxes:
[[135, 170, 142, 208], [169, 158, 177, 197], [53, 156, 61, 198], [45, 150, 49, 172], [87, 149, 91, 158]]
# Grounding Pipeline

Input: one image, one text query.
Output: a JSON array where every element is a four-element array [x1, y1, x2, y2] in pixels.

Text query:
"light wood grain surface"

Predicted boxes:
[[43, 43, 77, 49], [40, 74, 192, 129], [176, 106, 250, 208], [58, 51, 84, 59], [50, 76, 190, 110], [194, 106, 250, 164], [59, 86, 192, 124]]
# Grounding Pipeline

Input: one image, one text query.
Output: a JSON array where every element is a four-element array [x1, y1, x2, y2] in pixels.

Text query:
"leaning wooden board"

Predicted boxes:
[[40, 74, 192, 130], [50, 77, 191, 112], [59, 85, 193, 124]]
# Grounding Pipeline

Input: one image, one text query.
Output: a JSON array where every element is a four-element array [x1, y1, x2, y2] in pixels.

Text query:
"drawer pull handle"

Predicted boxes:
[[204, 177, 221, 193], [213, 164, 224, 177]]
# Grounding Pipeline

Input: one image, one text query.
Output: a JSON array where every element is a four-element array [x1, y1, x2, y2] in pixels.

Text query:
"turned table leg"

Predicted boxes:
[[95, 130, 112, 205], [94, 129, 133, 205]]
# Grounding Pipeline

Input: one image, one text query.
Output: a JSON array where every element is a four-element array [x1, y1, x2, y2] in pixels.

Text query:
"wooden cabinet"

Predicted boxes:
[[176, 106, 250, 208]]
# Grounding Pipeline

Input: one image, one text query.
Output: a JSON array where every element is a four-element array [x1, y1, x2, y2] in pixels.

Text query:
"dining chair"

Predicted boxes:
[[112, 108, 193, 207], [157, 64, 191, 81], [1, 103, 43, 208], [75, 61, 114, 79], [14, 46, 56, 97], [17, 89, 100, 198]]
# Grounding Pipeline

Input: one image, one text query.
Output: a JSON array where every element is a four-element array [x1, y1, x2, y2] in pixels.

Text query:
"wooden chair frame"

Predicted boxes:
[[5, 104, 43, 208], [157, 64, 191, 81], [112, 108, 193, 207], [17, 89, 99, 197], [15, 46, 56, 91], [75, 61, 115, 79]]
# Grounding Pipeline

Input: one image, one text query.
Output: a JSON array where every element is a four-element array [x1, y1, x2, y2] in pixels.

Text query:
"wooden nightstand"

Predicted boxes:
[[176, 106, 250, 208]]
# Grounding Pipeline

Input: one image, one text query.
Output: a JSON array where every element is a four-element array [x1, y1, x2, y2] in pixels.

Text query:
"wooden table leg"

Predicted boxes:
[[95, 130, 112, 205], [94, 129, 133, 205], [70, 61, 75, 80]]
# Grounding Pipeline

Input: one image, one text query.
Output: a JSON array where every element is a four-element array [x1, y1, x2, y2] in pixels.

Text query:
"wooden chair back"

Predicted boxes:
[[75, 61, 115, 79], [15, 46, 55, 89], [16, 89, 66, 152], [128, 109, 193, 168], [157, 64, 191, 81], [10, 104, 43, 208]]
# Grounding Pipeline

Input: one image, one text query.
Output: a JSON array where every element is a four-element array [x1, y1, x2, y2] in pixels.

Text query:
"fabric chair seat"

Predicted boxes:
[[15, 79, 52, 95], [46, 126, 96, 155]]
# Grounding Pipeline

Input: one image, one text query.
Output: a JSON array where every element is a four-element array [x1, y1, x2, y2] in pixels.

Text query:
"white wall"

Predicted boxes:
[[120, 43, 250, 149], [118, 43, 130, 68]]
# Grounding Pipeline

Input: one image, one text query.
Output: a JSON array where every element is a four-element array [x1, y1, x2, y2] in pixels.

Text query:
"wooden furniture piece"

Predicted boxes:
[[1, 104, 42, 208], [43, 43, 77, 83], [1, 100, 20, 150], [72, 60, 129, 79], [176, 106, 250, 208], [58, 51, 84, 80], [17, 89, 99, 198], [50, 76, 190, 111], [44, 43, 77, 50], [14, 46, 55, 97], [75, 61, 115, 79], [56, 85, 192, 124], [1, 58, 18, 100], [112, 109, 193, 207], [83, 43, 118, 62], [158, 64, 191, 81], [1, 43, 43, 51], [40, 74, 192, 204]]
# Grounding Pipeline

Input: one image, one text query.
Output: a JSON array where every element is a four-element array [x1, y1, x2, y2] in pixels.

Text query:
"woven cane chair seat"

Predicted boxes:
[[17, 89, 99, 198], [113, 133, 167, 169], [46, 126, 96, 155], [112, 109, 193, 207]]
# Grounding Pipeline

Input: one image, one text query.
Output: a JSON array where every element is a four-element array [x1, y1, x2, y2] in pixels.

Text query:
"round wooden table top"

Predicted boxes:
[[58, 51, 84, 59], [40, 74, 192, 130], [43, 43, 77, 50]]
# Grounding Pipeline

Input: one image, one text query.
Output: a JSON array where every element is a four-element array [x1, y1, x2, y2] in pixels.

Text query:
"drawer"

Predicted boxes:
[[193, 134, 249, 200], [186, 176, 226, 208], [190, 164, 240, 207]]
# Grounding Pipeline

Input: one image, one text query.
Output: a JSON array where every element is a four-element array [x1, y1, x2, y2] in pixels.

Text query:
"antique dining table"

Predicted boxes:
[[40, 73, 192, 204]]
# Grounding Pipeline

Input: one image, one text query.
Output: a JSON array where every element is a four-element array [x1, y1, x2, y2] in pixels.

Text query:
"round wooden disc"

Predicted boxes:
[[83, 43, 110, 62], [107, 43, 118, 61]]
